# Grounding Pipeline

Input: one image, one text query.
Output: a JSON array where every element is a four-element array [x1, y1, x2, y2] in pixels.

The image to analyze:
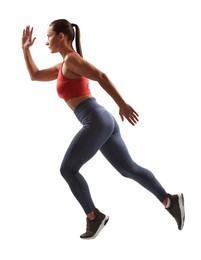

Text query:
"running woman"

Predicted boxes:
[[22, 19, 185, 239]]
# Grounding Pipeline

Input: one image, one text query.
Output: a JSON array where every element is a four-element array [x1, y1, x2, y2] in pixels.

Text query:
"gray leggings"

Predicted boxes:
[[60, 98, 167, 214]]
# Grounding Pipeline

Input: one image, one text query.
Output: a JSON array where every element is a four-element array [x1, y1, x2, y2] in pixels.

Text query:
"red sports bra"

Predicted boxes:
[[56, 63, 91, 102]]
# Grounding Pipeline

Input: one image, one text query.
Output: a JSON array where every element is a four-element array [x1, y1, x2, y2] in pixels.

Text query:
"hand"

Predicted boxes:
[[22, 25, 36, 49], [119, 103, 139, 126]]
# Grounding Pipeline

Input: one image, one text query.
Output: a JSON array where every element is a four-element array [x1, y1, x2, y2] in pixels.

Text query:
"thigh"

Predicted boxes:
[[100, 129, 132, 169], [61, 108, 115, 172], [100, 117, 135, 171]]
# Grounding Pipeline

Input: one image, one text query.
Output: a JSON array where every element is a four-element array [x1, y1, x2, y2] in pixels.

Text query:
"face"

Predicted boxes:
[[46, 26, 61, 53]]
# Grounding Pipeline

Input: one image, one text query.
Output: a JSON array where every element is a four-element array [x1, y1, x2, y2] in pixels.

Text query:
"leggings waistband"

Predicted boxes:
[[74, 97, 98, 116]]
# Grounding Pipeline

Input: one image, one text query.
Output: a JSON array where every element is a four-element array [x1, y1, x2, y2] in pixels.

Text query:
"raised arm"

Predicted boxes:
[[22, 26, 60, 81]]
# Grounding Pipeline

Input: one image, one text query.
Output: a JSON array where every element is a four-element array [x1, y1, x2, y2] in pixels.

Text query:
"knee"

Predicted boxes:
[[60, 161, 77, 181], [60, 162, 70, 179]]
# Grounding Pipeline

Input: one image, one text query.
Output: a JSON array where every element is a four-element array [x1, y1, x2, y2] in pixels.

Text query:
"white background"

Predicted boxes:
[[0, 0, 200, 259]]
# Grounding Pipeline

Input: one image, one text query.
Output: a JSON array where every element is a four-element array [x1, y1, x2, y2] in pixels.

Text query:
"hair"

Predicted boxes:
[[49, 19, 83, 57]]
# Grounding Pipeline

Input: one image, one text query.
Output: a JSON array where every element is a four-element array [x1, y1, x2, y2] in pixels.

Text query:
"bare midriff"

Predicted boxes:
[[66, 94, 93, 110]]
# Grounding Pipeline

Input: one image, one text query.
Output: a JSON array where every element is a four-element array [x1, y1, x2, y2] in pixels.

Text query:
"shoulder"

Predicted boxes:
[[66, 52, 82, 64]]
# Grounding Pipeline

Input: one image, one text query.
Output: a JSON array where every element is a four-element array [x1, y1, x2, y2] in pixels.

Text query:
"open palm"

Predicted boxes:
[[22, 26, 36, 48]]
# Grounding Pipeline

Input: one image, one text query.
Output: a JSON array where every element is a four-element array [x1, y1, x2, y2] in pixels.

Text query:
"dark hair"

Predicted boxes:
[[49, 19, 83, 57]]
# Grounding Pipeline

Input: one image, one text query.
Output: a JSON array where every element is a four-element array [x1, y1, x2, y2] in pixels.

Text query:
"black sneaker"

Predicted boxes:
[[80, 209, 109, 239], [166, 193, 185, 230]]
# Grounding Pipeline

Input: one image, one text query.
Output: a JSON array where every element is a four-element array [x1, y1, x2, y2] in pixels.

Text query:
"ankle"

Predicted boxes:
[[87, 211, 96, 220], [163, 196, 171, 208]]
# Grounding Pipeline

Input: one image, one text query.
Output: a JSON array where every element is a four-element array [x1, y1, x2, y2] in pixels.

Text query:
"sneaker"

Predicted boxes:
[[80, 208, 109, 239], [166, 193, 185, 230]]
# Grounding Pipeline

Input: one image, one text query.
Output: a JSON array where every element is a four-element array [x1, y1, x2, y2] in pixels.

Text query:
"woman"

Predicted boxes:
[[22, 19, 185, 239]]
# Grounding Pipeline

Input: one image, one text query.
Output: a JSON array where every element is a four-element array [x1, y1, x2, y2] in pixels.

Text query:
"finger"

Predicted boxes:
[[128, 112, 139, 122], [30, 27, 34, 37], [134, 111, 139, 117], [131, 109, 139, 118], [120, 114, 124, 122], [128, 117, 135, 126], [26, 25, 30, 34], [129, 115, 138, 125], [32, 37, 36, 44], [131, 113, 138, 120]]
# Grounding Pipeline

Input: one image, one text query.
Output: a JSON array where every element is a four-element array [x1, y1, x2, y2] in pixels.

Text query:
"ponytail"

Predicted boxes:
[[71, 23, 83, 57]]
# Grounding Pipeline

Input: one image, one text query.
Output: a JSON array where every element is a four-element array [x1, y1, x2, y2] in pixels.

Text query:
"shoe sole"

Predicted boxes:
[[178, 193, 185, 230], [82, 215, 109, 240]]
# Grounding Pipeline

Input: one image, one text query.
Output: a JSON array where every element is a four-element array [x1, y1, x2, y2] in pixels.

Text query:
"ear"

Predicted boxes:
[[58, 32, 65, 41]]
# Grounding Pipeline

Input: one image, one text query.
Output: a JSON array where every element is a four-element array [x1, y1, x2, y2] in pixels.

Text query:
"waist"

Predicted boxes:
[[66, 94, 93, 110]]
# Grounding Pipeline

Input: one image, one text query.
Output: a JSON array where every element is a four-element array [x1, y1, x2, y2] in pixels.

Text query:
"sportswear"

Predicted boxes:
[[56, 62, 91, 101], [166, 193, 185, 230], [80, 208, 109, 239], [60, 98, 168, 215]]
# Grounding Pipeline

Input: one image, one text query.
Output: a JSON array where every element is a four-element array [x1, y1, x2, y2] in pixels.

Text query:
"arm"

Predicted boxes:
[[66, 53, 139, 125], [22, 26, 60, 81]]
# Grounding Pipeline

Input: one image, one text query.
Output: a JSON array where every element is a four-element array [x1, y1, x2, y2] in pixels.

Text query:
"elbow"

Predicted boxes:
[[98, 72, 108, 83], [30, 71, 39, 81]]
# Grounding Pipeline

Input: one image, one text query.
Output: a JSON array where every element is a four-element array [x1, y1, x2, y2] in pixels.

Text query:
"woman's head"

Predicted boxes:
[[49, 19, 83, 57], [50, 19, 74, 42]]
